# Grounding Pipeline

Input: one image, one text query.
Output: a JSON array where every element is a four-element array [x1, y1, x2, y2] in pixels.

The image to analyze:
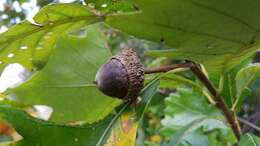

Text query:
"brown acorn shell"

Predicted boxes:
[[112, 48, 144, 101]]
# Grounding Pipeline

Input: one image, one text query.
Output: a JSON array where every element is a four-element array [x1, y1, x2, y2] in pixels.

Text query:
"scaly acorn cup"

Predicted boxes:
[[95, 48, 144, 101]]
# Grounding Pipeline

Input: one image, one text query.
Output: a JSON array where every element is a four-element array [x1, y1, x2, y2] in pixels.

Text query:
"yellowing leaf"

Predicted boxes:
[[105, 111, 138, 146]]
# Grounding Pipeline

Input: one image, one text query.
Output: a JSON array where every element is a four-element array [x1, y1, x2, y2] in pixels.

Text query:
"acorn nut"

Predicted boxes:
[[95, 48, 144, 101]]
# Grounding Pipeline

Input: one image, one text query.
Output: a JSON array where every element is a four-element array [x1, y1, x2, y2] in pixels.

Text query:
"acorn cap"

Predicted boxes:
[[112, 48, 144, 101]]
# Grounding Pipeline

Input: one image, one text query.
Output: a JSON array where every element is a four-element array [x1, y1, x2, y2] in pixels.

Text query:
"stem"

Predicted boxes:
[[241, 111, 260, 133], [239, 117, 260, 132], [189, 62, 241, 140], [144, 62, 192, 74]]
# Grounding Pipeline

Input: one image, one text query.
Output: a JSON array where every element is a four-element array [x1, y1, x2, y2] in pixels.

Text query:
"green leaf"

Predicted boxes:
[[159, 73, 200, 90], [0, 105, 137, 146], [165, 118, 210, 146], [233, 63, 260, 109], [146, 57, 168, 68], [238, 133, 260, 146], [136, 76, 160, 120], [220, 56, 253, 107], [161, 88, 233, 145], [0, 106, 113, 146], [162, 88, 224, 128], [6, 25, 121, 124], [184, 130, 210, 146], [106, 0, 260, 74], [207, 129, 237, 146], [0, 74, 160, 146], [159, 72, 217, 105], [0, 3, 102, 72]]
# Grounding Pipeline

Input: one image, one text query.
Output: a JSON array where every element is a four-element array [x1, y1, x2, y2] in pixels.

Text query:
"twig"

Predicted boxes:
[[239, 117, 260, 132], [188, 62, 241, 140], [144, 62, 192, 74], [241, 111, 260, 133]]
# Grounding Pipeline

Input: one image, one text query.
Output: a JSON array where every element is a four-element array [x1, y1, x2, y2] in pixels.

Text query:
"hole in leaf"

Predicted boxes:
[[101, 3, 108, 8], [38, 41, 44, 46], [207, 44, 215, 49], [28, 105, 53, 121], [69, 28, 87, 38], [45, 31, 53, 37], [20, 46, 28, 50], [44, 32, 52, 39], [74, 138, 78, 142], [36, 46, 43, 50], [0, 26, 8, 34], [7, 53, 14, 58], [1, 14, 8, 20], [0, 63, 31, 92]]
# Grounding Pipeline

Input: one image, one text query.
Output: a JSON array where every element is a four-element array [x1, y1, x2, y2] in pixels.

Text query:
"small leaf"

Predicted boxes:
[[238, 133, 260, 146], [233, 63, 260, 109], [0, 3, 102, 73], [160, 73, 201, 90], [136, 76, 160, 120], [220, 56, 253, 107], [235, 63, 260, 98]]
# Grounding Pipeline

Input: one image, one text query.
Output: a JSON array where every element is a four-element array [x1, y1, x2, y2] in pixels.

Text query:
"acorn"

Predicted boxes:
[[95, 48, 144, 101]]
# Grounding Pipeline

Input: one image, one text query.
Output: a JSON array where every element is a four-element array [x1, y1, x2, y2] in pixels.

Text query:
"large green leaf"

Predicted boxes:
[[0, 106, 113, 146], [6, 25, 121, 124], [106, 0, 260, 74], [238, 133, 260, 146], [0, 3, 102, 72], [0, 75, 160, 146]]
